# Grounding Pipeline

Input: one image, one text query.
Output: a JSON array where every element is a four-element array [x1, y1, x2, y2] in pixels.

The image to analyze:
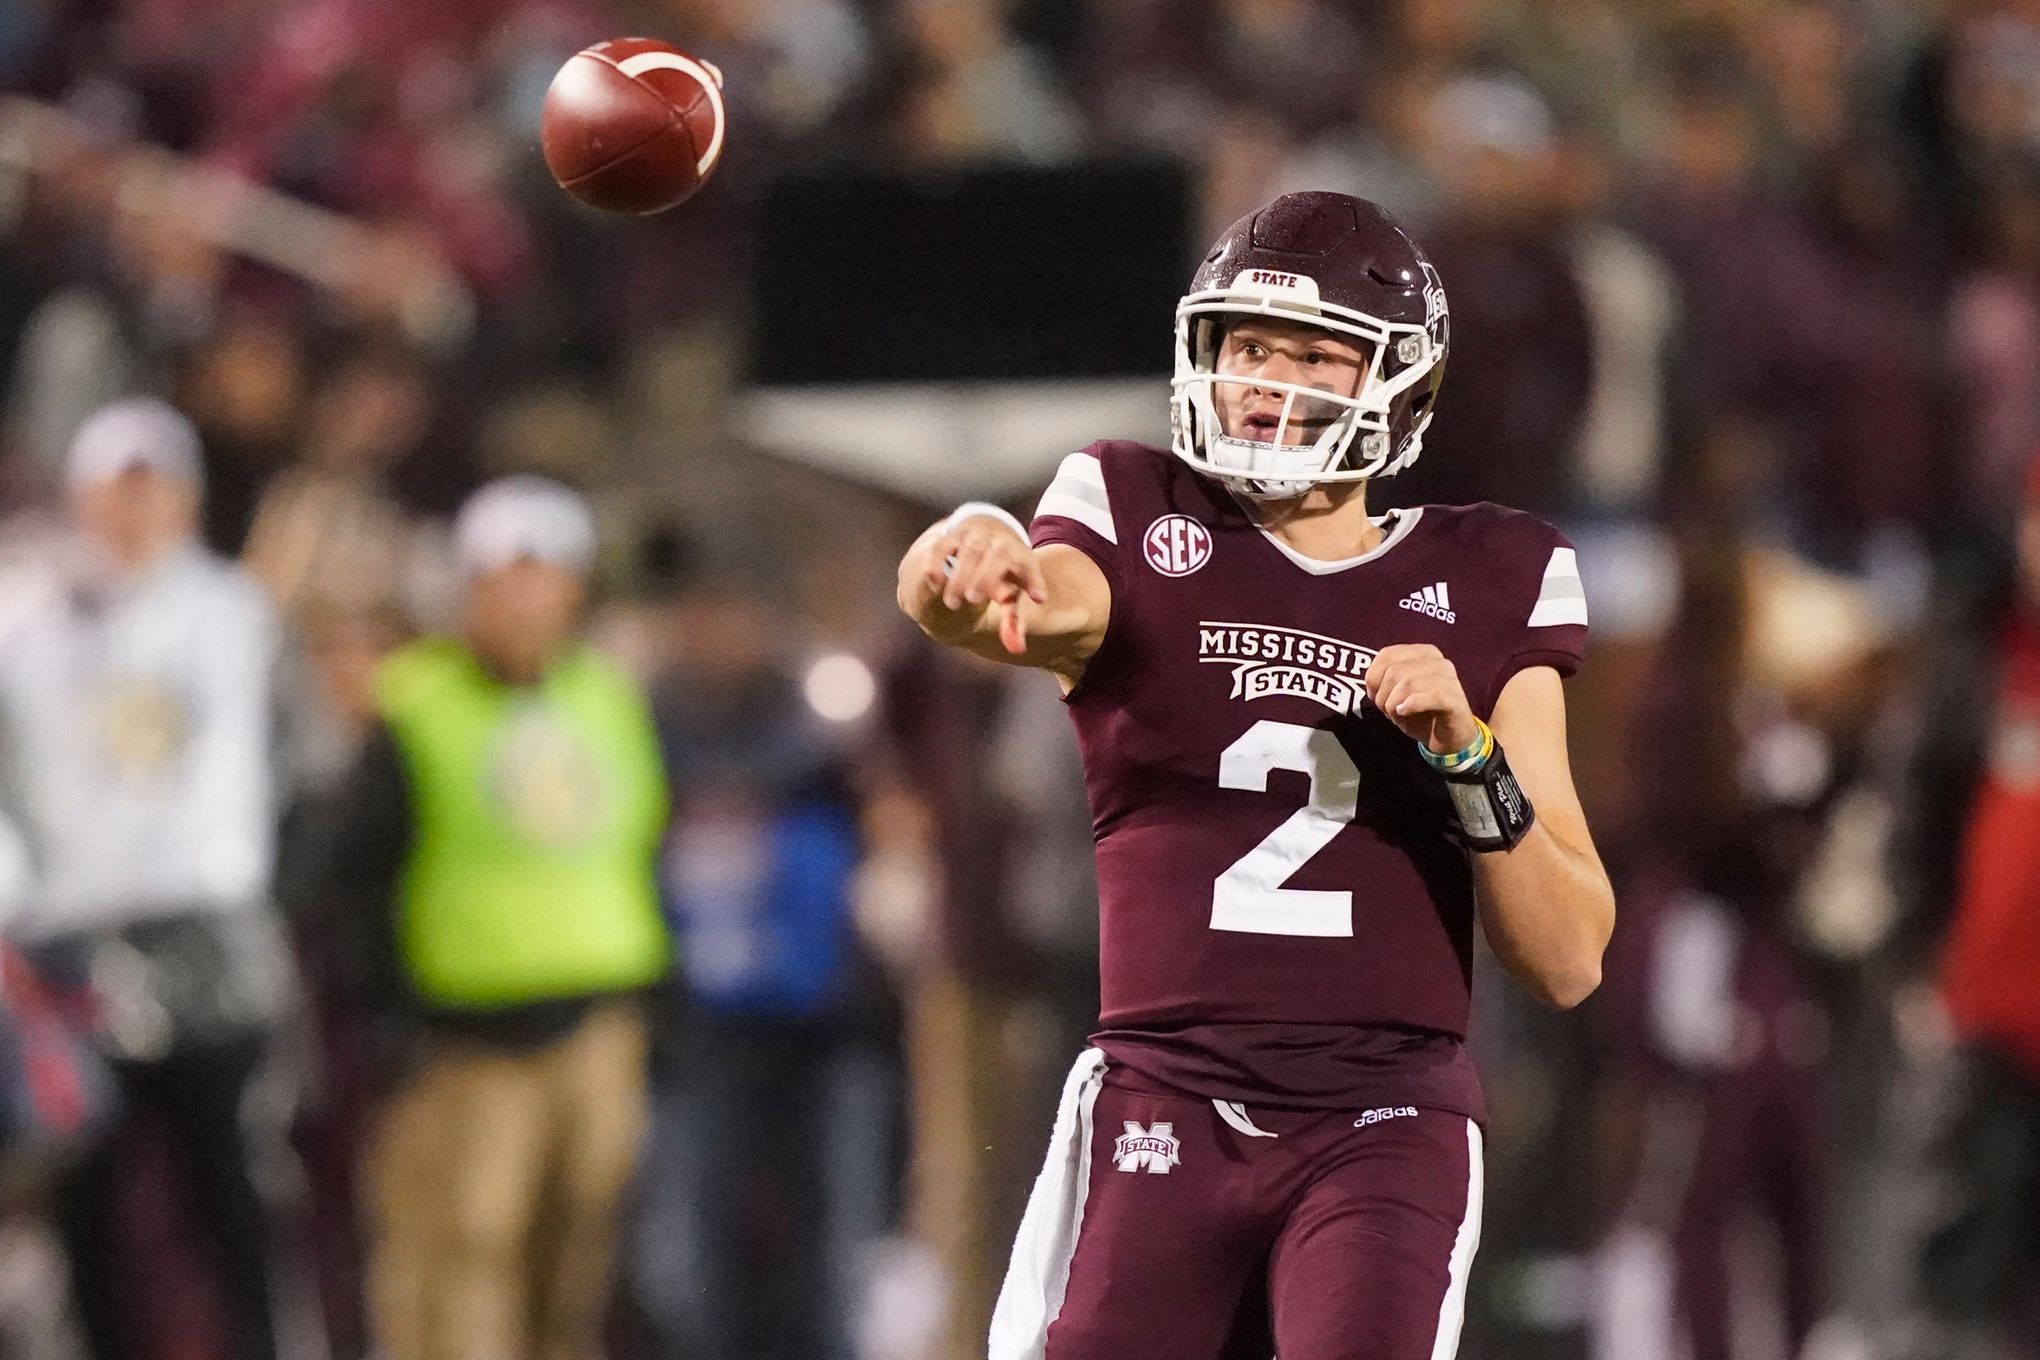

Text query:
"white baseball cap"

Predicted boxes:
[[66, 398, 204, 489], [453, 475, 597, 577]]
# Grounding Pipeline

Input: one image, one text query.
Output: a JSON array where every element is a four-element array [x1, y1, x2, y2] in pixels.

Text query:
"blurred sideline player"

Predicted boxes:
[[896, 192, 1615, 1360]]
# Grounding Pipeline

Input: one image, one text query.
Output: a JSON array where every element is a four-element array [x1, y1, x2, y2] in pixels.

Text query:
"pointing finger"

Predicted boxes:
[[997, 602, 1027, 655]]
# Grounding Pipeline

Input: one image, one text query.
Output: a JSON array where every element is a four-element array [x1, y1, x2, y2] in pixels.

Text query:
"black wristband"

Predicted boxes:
[[1440, 741, 1535, 852]]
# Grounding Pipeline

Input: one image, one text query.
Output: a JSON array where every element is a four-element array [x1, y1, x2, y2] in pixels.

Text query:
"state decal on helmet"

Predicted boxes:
[[1170, 191, 1449, 499]]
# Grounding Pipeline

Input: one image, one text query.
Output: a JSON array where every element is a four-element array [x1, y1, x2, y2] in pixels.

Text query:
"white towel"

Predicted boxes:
[[987, 1047, 1107, 1360]]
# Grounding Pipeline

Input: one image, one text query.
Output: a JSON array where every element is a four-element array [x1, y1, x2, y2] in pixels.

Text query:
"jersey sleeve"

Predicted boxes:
[[1029, 446, 1120, 583], [1495, 527, 1589, 696]]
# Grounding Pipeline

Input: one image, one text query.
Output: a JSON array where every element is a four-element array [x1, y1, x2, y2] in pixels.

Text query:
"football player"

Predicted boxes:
[[896, 192, 1615, 1360]]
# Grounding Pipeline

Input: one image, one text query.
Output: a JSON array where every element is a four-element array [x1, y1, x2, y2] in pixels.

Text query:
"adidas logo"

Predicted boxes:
[[1398, 582, 1455, 624]]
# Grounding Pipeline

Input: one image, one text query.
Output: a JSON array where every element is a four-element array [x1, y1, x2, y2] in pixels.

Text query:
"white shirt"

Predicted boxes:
[[0, 540, 280, 940]]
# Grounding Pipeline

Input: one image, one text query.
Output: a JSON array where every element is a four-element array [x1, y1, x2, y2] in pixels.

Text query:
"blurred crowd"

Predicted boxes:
[[0, 2, 2037, 1360]]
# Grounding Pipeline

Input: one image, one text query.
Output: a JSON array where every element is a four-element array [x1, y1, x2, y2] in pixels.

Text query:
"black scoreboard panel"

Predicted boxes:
[[750, 159, 1193, 386]]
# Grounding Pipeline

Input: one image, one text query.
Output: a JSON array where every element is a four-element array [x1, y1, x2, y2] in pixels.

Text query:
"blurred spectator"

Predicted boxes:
[[271, 599, 409, 1360], [1949, 162, 2040, 530], [1387, 74, 1593, 516], [7, 282, 141, 488], [981, 668, 1097, 1077], [1071, 0, 1222, 161], [0, 398, 296, 1360], [173, 312, 306, 555], [882, 0, 1085, 164], [1207, 0, 1369, 139], [873, 637, 1035, 1360], [1259, 65, 1443, 230], [239, 341, 458, 624], [1488, 0, 1655, 160], [1919, 457, 2040, 1358], [1792, 142, 1944, 551], [198, 0, 546, 306], [319, 476, 668, 1360], [1382, 0, 1483, 74], [1947, 4, 2040, 176], [1131, 0, 1380, 233], [1899, 1, 2040, 251], [1587, 420, 1906, 1360], [1748, 1, 1858, 167], [1624, 54, 1940, 561], [626, 563, 898, 1360], [1552, 125, 1681, 519]]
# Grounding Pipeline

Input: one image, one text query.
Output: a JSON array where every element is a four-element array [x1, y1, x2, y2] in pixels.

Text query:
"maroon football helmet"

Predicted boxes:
[[1171, 192, 1449, 498]]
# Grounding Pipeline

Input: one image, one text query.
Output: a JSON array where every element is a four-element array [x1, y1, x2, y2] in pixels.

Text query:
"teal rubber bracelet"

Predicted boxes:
[[1419, 718, 1494, 775]]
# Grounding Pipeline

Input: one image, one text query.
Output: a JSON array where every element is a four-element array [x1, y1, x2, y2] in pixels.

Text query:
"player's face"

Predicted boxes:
[[1211, 320, 1372, 446]]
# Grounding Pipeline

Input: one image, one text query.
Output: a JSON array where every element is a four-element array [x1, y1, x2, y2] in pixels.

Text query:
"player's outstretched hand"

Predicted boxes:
[[1364, 644, 1481, 755], [922, 513, 1048, 654]]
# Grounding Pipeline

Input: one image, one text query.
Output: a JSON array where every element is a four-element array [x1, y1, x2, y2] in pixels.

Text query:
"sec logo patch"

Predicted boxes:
[[1143, 514, 1211, 577]]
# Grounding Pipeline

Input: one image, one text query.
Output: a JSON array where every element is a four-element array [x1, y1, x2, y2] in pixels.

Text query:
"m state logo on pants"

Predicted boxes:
[[1113, 1121, 1181, 1173]]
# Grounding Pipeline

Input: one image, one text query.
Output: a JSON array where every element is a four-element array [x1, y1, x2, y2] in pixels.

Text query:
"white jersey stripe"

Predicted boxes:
[[1527, 546, 1589, 628], [1033, 452, 1117, 544], [1429, 1118, 1486, 1360], [1035, 490, 1116, 544], [990, 1048, 1108, 1360], [1437, 580, 1450, 611], [1049, 448, 1108, 494], [1527, 594, 1589, 627]]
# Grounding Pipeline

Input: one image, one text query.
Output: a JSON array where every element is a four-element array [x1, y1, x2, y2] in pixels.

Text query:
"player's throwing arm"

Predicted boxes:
[[896, 502, 1110, 687]]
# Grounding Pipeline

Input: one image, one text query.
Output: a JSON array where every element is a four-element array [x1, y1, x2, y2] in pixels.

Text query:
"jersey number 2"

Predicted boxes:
[[1213, 720, 1361, 937]]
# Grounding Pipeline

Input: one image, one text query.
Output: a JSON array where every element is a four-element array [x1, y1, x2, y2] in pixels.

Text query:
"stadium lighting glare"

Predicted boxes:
[[804, 652, 877, 724]]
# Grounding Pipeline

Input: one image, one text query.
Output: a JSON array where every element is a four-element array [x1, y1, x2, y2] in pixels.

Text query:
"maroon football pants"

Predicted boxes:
[[992, 1051, 1483, 1360]]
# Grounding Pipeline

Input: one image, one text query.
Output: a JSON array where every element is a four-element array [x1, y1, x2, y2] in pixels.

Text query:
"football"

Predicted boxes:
[[540, 37, 726, 215]]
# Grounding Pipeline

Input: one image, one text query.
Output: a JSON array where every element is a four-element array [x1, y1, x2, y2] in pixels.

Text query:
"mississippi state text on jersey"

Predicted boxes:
[[1031, 439, 1589, 1119]]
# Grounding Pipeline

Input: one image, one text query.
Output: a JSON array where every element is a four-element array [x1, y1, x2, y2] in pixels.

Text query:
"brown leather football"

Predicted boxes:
[[540, 38, 725, 215]]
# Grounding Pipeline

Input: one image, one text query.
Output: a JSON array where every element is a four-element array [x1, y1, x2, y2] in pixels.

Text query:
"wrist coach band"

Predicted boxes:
[[1438, 736, 1535, 852]]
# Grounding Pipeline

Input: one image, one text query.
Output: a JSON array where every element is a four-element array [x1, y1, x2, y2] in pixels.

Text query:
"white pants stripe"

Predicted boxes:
[[1429, 1119, 1486, 1360], [988, 1047, 1108, 1360]]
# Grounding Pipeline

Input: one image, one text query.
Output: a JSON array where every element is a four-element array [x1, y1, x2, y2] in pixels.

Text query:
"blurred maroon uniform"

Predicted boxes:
[[990, 439, 1588, 1360]]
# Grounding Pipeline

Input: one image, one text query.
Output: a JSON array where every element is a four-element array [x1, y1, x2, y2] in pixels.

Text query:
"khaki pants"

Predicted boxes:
[[365, 1001, 649, 1360]]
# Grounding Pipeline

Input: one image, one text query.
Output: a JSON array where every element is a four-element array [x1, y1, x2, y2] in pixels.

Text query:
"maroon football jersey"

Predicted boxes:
[[1030, 440, 1589, 1120]]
